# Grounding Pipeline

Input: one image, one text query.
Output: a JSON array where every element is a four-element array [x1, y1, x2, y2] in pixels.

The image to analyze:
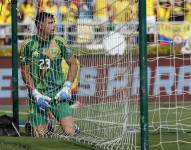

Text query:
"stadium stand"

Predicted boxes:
[[0, 0, 190, 46]]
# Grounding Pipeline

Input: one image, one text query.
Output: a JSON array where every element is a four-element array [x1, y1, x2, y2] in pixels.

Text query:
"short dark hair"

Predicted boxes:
[[35, 12, 54, 27]]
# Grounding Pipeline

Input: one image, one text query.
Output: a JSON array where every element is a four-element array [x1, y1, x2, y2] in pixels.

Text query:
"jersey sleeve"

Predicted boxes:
[[56, 36, 72, 60], [61, 58, 80, 93], [63, 46, 72, 60], [19, 40, 31, 65]]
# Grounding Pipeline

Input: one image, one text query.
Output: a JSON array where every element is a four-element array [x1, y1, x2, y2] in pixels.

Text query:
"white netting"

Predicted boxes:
[[17, 0, 191, 150], [18, 0, 139, 150], [148, 0, 191, 150]]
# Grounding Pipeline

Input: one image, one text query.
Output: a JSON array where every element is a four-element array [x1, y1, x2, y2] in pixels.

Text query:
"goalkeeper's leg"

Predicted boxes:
[[60, 116, 80, 135], [60, 116, 75, 135], [33, 124, 48, 137], [51, 102, 79, 136], [29, 101, 49, 137]]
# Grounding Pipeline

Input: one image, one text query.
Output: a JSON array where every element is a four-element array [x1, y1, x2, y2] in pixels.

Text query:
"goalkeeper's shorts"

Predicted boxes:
[[29, 100, 72, 128]]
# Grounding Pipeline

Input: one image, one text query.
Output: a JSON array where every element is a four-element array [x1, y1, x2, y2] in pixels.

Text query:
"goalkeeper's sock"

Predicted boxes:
[[74, 124, 80, 135]]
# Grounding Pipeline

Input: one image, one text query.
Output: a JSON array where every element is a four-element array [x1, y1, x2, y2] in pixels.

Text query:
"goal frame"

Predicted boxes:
[[139, 0, 149, 150], [11, 0, 19, 130], [10, 0, 149, 149]]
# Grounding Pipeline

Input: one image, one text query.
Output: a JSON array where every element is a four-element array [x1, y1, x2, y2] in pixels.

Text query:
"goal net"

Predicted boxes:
[[18, 0, 139, 149], [16, 0, 191, 149], [147, 0, 191, 150]]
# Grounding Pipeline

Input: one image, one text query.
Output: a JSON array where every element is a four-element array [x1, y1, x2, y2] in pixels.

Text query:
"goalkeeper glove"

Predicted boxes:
[[55, 81, 72, 102], [32, 89, 51, 111]]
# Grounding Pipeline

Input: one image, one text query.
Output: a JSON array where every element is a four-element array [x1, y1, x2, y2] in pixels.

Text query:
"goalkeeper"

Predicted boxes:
[[20, 11, 79, 137]]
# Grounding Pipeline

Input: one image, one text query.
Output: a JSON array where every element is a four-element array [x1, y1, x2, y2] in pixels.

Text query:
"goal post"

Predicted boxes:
[[11, 0, 147, 149], [139, 0, 149, 150], [12, 0, 191, 149], [11, 0, 19, 130], [8, 0, 191, 149]]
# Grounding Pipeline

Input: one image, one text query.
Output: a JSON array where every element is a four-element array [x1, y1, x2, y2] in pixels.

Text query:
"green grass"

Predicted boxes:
[[1, 103, 191, 150], [0, 105, 28, 121], [0, 137, 99, 150], [74, 102, 191, 150]]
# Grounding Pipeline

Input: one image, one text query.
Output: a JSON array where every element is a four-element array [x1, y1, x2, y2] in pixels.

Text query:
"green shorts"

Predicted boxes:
[[29, 101, 72, 128]]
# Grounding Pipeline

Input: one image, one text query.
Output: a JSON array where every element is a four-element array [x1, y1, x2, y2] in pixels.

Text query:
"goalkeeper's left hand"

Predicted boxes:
[[55, 81, 72, 102]]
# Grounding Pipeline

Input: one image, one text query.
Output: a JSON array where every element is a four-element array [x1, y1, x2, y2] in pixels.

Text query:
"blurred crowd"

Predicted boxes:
[[0, 0, 138, 25], [0, 0, 139, 45], [0, 0, 191, 46], [149, 0, 191, 22], [1, 0, 191, 25]]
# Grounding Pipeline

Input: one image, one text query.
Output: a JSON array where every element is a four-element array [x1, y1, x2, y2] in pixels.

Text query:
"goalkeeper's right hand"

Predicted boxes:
[[54, 81, 72, 102], [32, 89, 51, 112]]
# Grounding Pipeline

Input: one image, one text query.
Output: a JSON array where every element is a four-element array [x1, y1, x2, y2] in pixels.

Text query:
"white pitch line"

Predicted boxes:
[[0, 110, 28, 115]]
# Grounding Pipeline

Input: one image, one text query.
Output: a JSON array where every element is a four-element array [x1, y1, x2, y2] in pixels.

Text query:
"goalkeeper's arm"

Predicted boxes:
[[66, 56, 78, 83], [21, 64, 35, 90], [55, 56, 78, 101], [21, 64, 51, 111]]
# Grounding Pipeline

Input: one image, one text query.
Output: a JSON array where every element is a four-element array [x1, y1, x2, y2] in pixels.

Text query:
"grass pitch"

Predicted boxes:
[[0, 136, 99, 150], [1, 103, 191, 150]]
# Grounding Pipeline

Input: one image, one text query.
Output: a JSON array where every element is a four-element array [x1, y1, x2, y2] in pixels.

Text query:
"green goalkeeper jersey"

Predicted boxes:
[[20, 35, 72, 98]]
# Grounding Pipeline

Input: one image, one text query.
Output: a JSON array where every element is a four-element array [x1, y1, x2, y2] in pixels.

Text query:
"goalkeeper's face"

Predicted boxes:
[[39, 17, 56, 36]]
